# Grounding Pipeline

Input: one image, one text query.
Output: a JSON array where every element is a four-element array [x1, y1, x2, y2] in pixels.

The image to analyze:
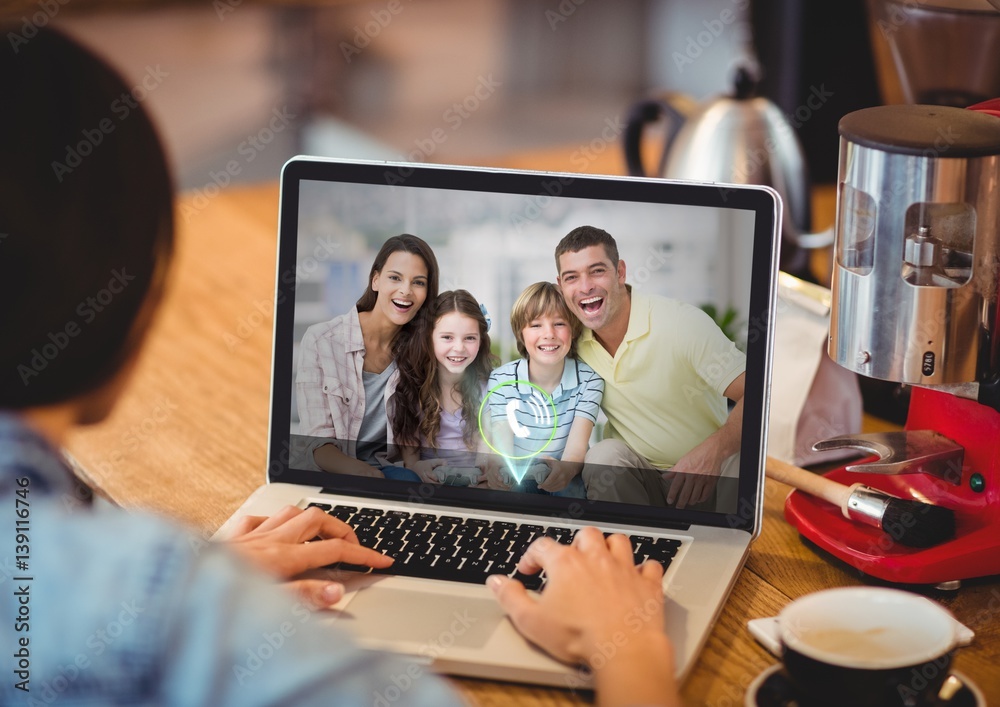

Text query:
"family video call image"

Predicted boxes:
[[288, 179, 755, 514]]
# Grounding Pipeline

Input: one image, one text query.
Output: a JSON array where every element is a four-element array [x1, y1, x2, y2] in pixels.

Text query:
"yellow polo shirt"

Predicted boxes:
[[577, 294, 745, 469]]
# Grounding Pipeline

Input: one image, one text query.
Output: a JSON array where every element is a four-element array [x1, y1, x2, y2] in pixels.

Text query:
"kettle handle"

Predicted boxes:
[[623, 95, 691, 177]]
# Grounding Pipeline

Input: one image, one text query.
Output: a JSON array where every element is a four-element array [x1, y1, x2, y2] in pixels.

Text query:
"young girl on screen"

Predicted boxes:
[[392, 290, 498, 484]]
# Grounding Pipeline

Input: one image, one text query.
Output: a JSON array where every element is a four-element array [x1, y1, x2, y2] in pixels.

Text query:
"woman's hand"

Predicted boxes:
[[224, 505, 393, 608], [488, 527, 680, 707]]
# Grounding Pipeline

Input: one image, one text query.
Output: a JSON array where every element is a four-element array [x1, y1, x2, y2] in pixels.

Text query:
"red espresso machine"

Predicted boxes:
[[785, 101, 1000, 586]]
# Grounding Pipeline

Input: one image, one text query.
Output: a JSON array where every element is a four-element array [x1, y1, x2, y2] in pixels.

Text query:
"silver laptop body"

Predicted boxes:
[[215, 157, 780, 688]]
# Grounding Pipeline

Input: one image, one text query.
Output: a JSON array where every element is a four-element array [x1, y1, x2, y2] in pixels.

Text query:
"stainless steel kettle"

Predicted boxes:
[[624, 67, 830, 277]]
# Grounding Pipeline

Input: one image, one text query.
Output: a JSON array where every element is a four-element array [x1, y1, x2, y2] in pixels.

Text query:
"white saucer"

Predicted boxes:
[[744, 664, 986, 707]]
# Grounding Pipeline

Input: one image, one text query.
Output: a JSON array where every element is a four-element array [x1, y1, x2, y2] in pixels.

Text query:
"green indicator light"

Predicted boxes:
[[477, 380, 558, 461], [970, 472, 985, 493]]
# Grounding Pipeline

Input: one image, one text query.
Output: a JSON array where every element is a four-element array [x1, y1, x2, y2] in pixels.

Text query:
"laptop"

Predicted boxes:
[[214, 157, 780, 688]]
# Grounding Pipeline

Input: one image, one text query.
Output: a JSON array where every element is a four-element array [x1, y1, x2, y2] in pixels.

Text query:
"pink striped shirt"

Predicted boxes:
[[296, 308, 398, 468]]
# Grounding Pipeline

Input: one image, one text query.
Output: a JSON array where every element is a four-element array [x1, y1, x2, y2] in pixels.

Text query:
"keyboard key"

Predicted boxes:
[[307, 502, 332, 512], [431, 533, 458, 548], [433, 555, 465, 581], [454, 544, 483, 561], [511, 570, 544, 591], [337, 563, 373, 573], [652, 537, 683, 549], [484, 537, 511, 554], [489, 559, 518, 577], [461, 558, 493, 582], [645, 546, 679, 563], [406, 553, 438, 569], [428, 521, 458, 535], [379, 527, 408, 542], [376, 537, 406, 555], [400, 518, 430, 532], [380, 510, 410, 530], [542, 527, 568, 542], [350, 514, 380, 528], [330, 505, 357, 521]]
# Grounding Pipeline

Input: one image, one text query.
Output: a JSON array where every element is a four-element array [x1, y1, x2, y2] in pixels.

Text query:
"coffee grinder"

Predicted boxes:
[[784, 102, 1000, 586], [782, 0, 1000, 588]]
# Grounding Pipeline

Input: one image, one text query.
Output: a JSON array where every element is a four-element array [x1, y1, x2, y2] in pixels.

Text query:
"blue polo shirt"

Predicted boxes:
[[486, 358, 604, 459]]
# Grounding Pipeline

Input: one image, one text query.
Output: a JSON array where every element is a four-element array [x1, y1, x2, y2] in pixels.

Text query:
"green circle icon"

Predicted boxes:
[[477, 380, 558, 461]]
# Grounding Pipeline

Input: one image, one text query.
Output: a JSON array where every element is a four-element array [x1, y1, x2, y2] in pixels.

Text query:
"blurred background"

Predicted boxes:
[[10, 0, 1000, 429], [5, 0, 884, 190]]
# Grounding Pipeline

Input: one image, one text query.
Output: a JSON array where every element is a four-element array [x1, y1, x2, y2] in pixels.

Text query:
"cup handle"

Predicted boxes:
[[953, 618, 975, 647], [747, 617, 782, 658]]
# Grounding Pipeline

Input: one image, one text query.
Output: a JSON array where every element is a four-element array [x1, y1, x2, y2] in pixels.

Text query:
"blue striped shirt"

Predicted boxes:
[[486, 358, 604, 459]]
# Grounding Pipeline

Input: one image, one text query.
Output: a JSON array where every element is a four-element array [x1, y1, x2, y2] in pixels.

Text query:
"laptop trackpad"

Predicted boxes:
[[338, 586, 502, 649]]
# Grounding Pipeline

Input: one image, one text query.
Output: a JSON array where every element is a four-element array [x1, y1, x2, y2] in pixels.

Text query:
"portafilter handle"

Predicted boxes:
[[812, 430, 964, 485]]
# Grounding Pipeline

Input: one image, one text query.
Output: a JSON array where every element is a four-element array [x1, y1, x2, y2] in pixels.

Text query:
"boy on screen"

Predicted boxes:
[[483, 282, 604, 497]]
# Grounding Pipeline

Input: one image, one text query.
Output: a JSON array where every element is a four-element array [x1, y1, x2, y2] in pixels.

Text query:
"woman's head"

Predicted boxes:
[[356, 234, 439, 327], [0, 28, 174, 413]]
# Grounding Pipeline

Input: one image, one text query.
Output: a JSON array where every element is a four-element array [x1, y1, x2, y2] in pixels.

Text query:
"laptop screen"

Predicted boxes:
[[270, 158, 778, 533]]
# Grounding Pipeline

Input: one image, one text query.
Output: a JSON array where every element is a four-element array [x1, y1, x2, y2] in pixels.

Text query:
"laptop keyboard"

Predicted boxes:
[[307, 503, 681, 590]]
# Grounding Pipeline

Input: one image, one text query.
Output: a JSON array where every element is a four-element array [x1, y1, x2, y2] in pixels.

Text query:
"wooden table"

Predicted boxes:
[[65, 149, 1000, 705]]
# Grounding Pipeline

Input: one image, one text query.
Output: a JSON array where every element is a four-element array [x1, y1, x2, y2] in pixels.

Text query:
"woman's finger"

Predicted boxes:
[[282, 579, 345, 609], [247, 505, 304, 533]]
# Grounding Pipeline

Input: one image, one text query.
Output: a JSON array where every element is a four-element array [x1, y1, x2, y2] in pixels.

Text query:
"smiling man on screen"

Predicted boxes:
[[555, 226, 746, 510]]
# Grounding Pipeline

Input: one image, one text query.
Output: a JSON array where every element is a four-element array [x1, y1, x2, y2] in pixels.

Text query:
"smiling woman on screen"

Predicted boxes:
[[295, 234, 439, 480]]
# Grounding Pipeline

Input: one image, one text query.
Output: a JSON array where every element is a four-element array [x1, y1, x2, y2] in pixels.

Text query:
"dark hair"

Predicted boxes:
[[509, 282, 582, 359], [554, 225, 619, 274], [355, 234, 439, 313], [393, 290, 497, 451], [0, 28, 174, 408]]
